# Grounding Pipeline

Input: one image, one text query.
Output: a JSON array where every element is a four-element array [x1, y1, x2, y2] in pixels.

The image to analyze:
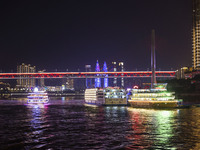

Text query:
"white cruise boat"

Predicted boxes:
[[85, 87, 127, 106], [27, 87, 49, 104]]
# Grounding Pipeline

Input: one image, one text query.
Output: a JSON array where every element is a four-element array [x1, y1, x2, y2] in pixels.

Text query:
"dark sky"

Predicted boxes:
[[0, 0, 192, 72]]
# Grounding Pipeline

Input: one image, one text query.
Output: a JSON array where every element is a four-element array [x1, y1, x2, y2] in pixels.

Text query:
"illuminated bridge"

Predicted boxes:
[[0, 71, 176, 79]]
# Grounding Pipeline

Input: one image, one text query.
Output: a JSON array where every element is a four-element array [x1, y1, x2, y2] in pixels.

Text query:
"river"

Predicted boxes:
[[0, 98, 200, 149]]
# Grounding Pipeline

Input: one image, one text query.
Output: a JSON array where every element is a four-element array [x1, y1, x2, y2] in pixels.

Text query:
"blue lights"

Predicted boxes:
[[95, 60, 101, 88], [94, 60, 108, 88], [103, 61, 108, 88]]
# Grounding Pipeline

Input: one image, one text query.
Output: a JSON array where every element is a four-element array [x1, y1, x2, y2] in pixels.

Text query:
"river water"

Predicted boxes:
[[0, 98, 200, 150]]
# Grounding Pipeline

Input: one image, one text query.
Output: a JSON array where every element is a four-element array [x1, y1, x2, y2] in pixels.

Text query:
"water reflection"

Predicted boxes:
[[83, 105, 130, 149], [175, 107, 200, 149], [25, 104, 50, 149], [1, 98, 200, 149], [154, 110, 175, 147], [126, 108, 177, 149]]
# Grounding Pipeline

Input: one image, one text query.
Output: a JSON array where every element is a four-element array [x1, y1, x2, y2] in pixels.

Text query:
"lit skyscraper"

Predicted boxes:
[[192, 0, 200, 69], [95, 60, 101, 87], [85, 65, 92, 88], [119, 62, 124, 87], [112, 62, 117, 86], [17, 63, 36, 88], [38, 70, 45, 87], [103, 61, 108, 88], [66, 78, 74, 90]]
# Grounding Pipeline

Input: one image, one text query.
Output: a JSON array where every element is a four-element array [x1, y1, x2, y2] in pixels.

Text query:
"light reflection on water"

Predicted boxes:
[[126, 108, 177, 149], [0, 98, 200, 149], [25, 104, 51, 149]]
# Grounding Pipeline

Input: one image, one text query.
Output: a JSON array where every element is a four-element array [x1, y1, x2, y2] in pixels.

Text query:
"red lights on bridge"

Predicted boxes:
[[0, 71, 176, 79]]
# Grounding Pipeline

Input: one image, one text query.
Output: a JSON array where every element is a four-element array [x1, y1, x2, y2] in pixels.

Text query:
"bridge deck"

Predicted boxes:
[[0, 71, 176, 79]]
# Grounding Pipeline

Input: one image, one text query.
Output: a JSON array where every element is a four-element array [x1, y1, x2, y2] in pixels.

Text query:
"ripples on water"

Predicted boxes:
[[0, 98, 200, 149]]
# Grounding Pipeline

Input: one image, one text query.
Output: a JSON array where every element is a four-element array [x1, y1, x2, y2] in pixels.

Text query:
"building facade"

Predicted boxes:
[[103, 61, 108, 88], [112, 62, 117, 86], [38, 70, 45, 87], [95, 60, 101, 88], [66, 78, 74, 90], [85, 65, 92, 88], [119, 62, 124, 87], [192, 0, 200, 69], [17, 63, 36, 88], [112, 61, 125, 87]]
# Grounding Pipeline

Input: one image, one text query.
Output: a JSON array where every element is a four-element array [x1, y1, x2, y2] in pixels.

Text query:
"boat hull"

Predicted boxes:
[[85, 98, 127, 106], [104, 98, 127, 105], [129, 100, 179, 108]]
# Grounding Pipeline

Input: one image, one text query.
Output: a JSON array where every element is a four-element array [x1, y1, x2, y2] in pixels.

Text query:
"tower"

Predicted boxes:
[[192, 0, 200, 70], [119, 62, 124, 87], [103, 61, 108, 88], [85, 65, 92, 88], [38, 70, 45, 87], [112, 62, 117, 86], [151, 29, 156, 89], [95, 60, 101, 88]]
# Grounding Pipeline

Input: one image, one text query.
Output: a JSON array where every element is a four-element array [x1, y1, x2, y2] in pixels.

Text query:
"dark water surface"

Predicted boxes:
[[0, 98, 200, 150]]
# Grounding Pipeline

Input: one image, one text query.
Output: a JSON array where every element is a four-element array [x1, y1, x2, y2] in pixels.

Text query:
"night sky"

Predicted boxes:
[[0, 0, 192, 72]]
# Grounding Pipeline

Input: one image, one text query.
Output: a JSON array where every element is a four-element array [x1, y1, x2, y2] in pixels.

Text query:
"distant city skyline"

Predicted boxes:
[[0, 0, 192, 72]]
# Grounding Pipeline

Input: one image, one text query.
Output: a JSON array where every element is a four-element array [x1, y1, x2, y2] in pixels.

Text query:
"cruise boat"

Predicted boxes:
[[128, 84, 182, 108], [84, 87, 127, 106], [27, 87, 49, 104]]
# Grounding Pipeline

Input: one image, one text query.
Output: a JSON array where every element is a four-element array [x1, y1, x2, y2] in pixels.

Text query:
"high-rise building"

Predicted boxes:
[[38, 70, 45, 87], [112, 62, 117, 86], [17, 63, 36, 88], [66, 78, 74, 90], [119, 62, 124, 87], [103, 61, 108, 88], [85, 65, 92, 88], [95, 60, 101, 87], [192, 0, 200, 69]]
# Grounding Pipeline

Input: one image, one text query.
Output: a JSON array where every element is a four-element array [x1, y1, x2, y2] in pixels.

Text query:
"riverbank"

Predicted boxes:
[[176, 93, 200, 106], [0, 92, 84, 99]]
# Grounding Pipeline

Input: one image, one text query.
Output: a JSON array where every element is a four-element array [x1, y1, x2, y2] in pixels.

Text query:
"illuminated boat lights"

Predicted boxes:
[[27, 87, 49, 104], [128, 88, 182, 108], [84, 87, 127, 105]]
